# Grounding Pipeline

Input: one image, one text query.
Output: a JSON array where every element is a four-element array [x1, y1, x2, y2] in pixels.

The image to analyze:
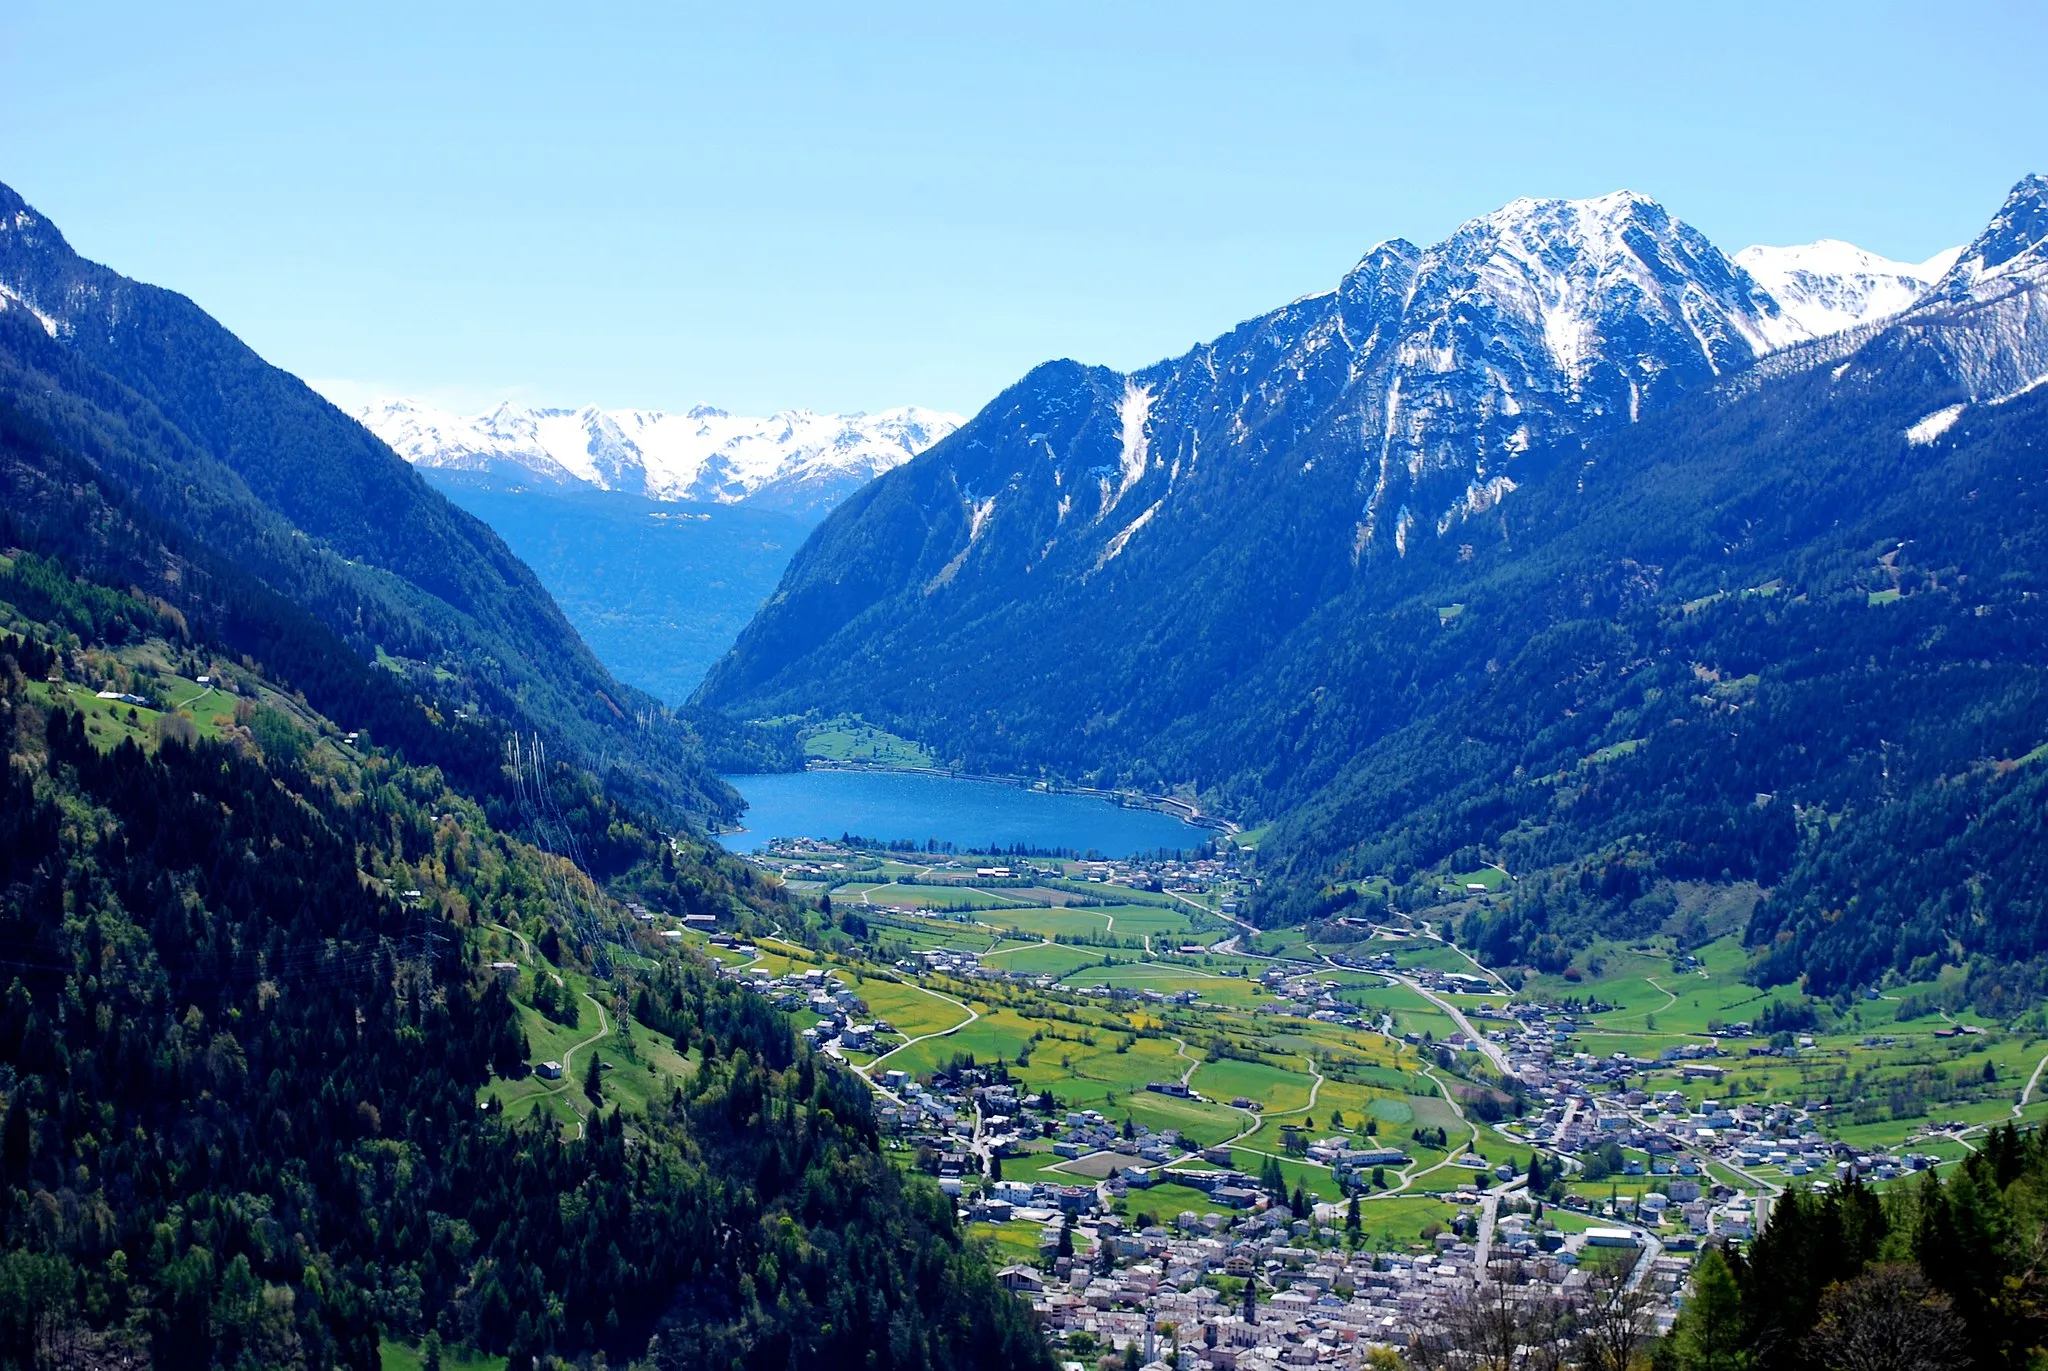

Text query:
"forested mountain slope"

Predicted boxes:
[[0, 556, 1044, 1370], [0, 181, 731, 821], [701, 177, 2048, 995], [697, 189, 1812, 741], [1243, 343, 2048, 998]]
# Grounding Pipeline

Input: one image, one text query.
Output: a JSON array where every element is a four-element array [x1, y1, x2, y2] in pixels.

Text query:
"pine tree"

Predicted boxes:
[[1671, 1247, 1746, 1371], [582, 1051, 604, 1107]]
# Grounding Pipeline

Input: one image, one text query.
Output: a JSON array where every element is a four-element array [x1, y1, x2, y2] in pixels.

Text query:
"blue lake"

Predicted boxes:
[[721, 769, 1207, 856]]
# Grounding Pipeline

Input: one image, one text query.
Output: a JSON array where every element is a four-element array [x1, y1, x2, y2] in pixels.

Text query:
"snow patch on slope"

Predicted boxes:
[[1905, 404, 1966, 446], [1991, 372, 2048, 405], [0, 281, 59, 337], [1096, 499, 1163, 571], [1109, 381, 1154, 514], [968, 495, 997, 543]]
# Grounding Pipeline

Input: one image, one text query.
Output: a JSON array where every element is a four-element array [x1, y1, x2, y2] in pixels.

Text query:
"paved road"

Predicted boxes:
[[1362, 962, 1516, 1080], [1625, 1224, 1665, 1292], [1472, 1176, 1527, 1274], [2016, 1048, 2048, 1117]]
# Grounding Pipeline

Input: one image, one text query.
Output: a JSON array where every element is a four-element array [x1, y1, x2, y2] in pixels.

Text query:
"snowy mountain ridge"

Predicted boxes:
[[352, 191, 1993, 537], [1734, 239, 1961, 340], [1842, 173, 2048, 407], [357, 398, 962, 517]]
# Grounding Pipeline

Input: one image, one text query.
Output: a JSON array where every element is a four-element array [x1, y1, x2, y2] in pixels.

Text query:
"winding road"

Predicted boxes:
[[2015, 1047, 2048, 1118]]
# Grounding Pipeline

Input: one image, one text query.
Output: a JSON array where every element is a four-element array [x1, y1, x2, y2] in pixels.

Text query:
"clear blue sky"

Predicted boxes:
[[3, 1, 2044, 418]]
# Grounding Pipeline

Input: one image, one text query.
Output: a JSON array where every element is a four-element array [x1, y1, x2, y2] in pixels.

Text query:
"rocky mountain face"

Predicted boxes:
[[700, 175, 2046, 772], [1861, 172, 2048, 403], [357, 397, 961, 518], [700, 187, 1951, 719], [703, 187, 1991, 654]]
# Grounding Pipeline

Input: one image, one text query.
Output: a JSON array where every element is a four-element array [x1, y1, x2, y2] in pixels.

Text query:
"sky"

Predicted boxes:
[[3, 1, 2045, 419]]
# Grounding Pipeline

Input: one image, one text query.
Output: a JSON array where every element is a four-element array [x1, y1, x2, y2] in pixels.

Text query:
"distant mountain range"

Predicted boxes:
[[1733, 239, 1960, 340], [356, 398, 961, 516], [371, 206, 1958, 709], [700, 175, 2048, 997], [412, 471, 817, 706], [345, 402, 962, 701]]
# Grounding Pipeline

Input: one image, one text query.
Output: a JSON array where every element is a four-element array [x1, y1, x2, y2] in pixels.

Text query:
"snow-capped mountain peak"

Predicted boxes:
[[1920, 172, 2048, 304], [1859, 173, 2048, 404], [356, 398, 963, 517], [1734, 238, 1958, 340], [1432, 187, 1799, 370]]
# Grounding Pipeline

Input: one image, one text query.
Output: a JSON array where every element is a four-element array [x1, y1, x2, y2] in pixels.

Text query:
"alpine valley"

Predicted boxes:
[[6, 137, 2048, 1371], [700, 175, 2048, 999]]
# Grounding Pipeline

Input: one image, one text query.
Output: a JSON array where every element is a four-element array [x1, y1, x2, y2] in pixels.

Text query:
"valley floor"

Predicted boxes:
[[665, 839, 2048, 1365]]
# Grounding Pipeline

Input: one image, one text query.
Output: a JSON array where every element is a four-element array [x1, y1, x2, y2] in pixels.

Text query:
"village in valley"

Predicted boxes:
[[623, 835, 2048, 1371]]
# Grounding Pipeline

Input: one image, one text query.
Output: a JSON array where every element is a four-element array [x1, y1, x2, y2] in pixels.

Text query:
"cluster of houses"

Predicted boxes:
[[978, 1178, 1689, 1370], [1067, 853, 1241, 897], [713, 962, 890, 1053], [847, 1041, 1697, 1368], [1049, 1111, 1188, 1165], [1488, 1010, 1936, 1233], [871, 1068, 967, 1144], [894, 948, 987, 979]]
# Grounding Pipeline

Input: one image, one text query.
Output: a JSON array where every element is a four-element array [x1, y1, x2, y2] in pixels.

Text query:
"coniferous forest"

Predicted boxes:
[[0, 571, 1047, 1370], [1653, 1124, 2048, 1371]]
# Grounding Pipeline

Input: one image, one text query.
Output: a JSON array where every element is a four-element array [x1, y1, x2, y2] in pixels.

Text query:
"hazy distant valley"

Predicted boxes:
[[354, 400, 962, 699]]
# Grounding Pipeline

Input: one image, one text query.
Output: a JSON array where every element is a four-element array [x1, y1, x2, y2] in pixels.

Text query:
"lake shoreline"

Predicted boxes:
[[717, 767, 1222, 857], [745, 758, 1241, 835]]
